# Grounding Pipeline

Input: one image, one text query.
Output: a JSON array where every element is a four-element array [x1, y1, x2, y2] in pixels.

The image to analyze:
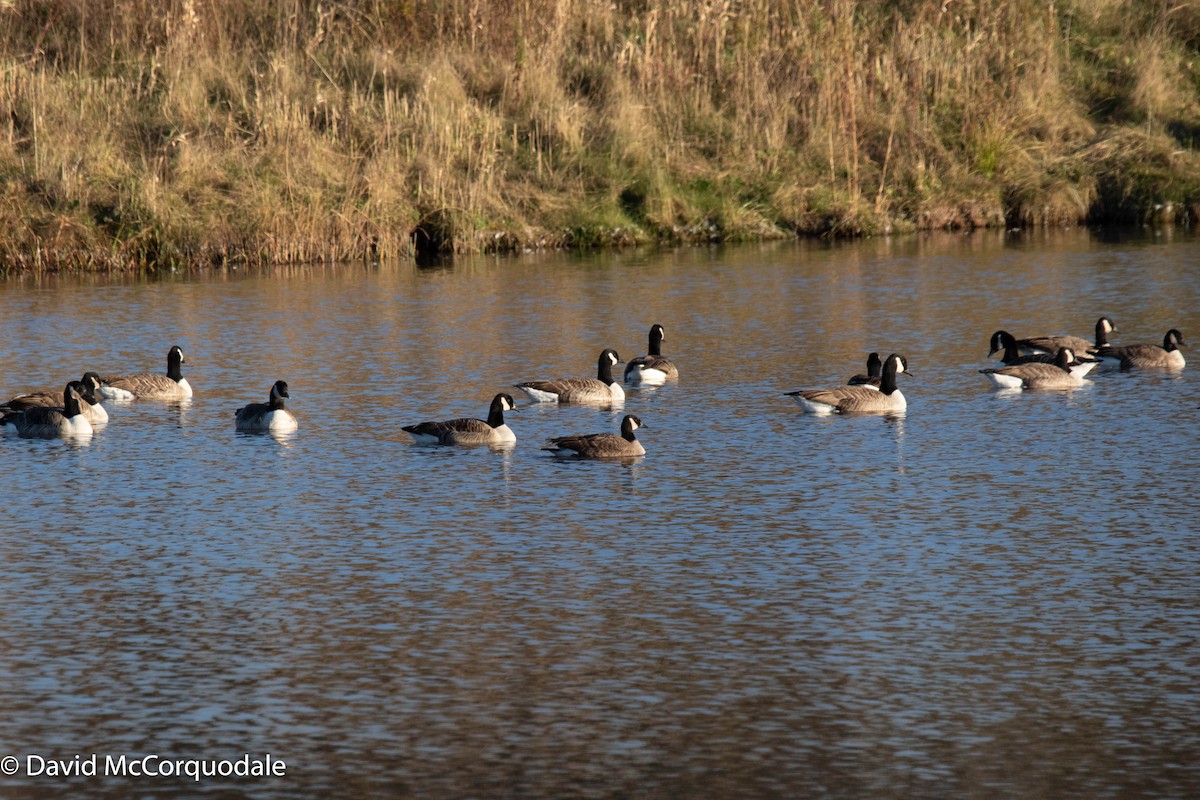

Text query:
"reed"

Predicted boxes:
[[1, 0, 1198, 272]]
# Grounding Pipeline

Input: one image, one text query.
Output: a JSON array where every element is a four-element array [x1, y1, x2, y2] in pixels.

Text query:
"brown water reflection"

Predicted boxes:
[[1, 228, 1198, 799]]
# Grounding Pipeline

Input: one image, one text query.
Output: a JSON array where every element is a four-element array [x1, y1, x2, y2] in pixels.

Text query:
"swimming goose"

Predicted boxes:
[[988, 331, 1100, 378], [1014, 316, 1116, 357], [235, 380, 298, 432], [979, 347, 1090, 389], [515, 348, 625, 405], [101, 345, 192, 400], [3, 372, 110, 424], [1, 383, 94, 438], [624, 324, 679, 385], [1093, 328, 1186, 370], [786, 353, 911, 414], [846, 352, 883, 388], [543, 414, 646, 458], [403, 393, 518, 446]]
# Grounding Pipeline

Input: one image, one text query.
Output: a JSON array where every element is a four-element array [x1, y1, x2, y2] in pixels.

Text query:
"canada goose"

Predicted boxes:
[[624, 324, 679, 385], [1, 383, 94, 438], [786, 353, 911, 415], [988, 331, 1100, 378], [515, 348, 625, 405], [1093, 328, 1186, 370], [403, 393, 518, 446], [2, 372, 110, 424], [846, 352, 883, 388], [235, 380, 298, 433], [979, 347, 1089, 389], [543, 414, 646, 458], [101, 345, 192, 400], [1014, 316, 1116, 357]]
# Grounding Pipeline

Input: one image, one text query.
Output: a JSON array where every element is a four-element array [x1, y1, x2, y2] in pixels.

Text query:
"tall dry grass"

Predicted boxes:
[[1, 0, 1199, 272]]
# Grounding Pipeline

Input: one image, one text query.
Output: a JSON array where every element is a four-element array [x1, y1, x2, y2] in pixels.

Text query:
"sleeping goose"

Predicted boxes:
[[3, 372, 110, 424], [403, 393, 518, 446], [1, 383, 94, 438], [101, 345, 192, 400], [846, 352, 883, 388], [1014, 316, 1116, 357], [543, 414, 646, 458], [1093, 328, 1186, 370], [624, 324, 679, 385], [235, 380, 298, 433], [786, 353, 911, 415], [988, 330, 1100, 378], [979, 347, 1090, 389], [515, 348, 625, 405]]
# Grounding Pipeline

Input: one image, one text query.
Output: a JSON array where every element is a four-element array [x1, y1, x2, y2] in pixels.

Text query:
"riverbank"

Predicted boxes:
[[2, 0, 1200, 273]]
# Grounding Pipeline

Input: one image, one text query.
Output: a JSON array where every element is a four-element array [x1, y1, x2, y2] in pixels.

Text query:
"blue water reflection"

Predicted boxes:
[[1, 229, 1198, 798]]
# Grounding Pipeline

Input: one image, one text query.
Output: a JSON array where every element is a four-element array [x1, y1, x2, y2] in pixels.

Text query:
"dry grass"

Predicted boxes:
[[1, 0, 1199, 272]]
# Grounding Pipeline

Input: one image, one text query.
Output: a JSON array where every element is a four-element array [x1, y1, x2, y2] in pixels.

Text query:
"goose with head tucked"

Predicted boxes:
[[3, 372, 109, 424], [543, 414, 646, 459], [1014, 316, 1116, 357], [988, 330, 1100, 378], [403, 393, 518, 446], [235, 380, 298, 433], [101, 345, 192, 400], [515, 348, 625, 405], [1094, 328, 1186, 370], [624, 324, 679, 385], [1, 383, 94, 438], [786, 353, 912, 415], [846, 352, 883, 388], [979, 347, 1090, 389]]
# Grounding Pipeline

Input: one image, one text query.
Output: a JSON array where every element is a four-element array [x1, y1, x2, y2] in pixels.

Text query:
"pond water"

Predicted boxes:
[[1, 228, 1198, 799]]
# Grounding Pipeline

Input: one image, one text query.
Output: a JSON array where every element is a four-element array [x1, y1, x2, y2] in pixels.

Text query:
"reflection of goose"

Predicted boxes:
[[1014, 316, 1116, 356], [403, 393, 518, 446], [846, 352, 882, 388], [786, 354, 911, 415], [515, 349, 624, 405], [3, 372, 109, 424], [2, 383, 94, 438], [101, 345, 192, 400], [979, 347, 1089, 389], [543, 414, 646, 458], [235, 380, 298, 433], [624, 324, 678, 385], [988, 331, 1099, 378], [1094, 329, 1186, 370]]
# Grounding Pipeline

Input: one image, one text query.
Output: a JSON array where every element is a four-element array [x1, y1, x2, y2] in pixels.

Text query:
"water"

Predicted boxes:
[[1, 228, 1198, 798]]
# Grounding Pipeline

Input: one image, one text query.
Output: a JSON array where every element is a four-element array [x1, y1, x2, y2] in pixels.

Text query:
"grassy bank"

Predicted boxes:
[[2, 0, 1200, 272]]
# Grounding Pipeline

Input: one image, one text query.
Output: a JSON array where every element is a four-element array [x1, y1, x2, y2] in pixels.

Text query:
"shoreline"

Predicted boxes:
[[3, 1, 1199, 274]]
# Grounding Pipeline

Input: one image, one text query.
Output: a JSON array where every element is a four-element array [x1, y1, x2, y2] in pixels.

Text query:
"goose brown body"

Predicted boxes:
[[515, 349, 625, 405], [403, 393, 517, 446]]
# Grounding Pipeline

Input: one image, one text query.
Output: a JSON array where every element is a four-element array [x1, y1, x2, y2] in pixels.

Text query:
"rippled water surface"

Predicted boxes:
[[2, 229, 1198, 799]]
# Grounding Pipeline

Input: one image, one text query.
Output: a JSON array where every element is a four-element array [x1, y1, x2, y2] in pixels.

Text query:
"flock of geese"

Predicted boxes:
[[404, 324, 678, 457], [0, 344, 298, 440], [0, 318, 1187, 456]]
